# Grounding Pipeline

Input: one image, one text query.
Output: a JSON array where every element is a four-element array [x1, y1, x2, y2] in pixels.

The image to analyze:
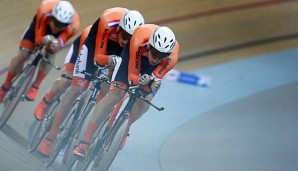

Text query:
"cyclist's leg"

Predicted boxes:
[[0, 49, 32, 103], [131, 94, 154, 124], [26, 53, 56, 101], [47, 78, 89, 139], [0, 17, 35, 101], [39, 41, 96, 156], [128, 59, 159, 125], [74, 49, 128, 156], [73, 86, 125, 159], [46, 69, 73, 103], [34, 36, 81, 118], [38, 79, 89, 156], [94, 37, 123, 104], [34, 69, 73, 120], [95, 66, 114, 103]]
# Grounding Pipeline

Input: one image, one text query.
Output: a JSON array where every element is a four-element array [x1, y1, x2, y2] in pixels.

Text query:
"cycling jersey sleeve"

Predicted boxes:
[[128, 35, 144, 85], [35, 1, 52, 46], [93, 19, 111, 66], [152, 41, 180, 79]]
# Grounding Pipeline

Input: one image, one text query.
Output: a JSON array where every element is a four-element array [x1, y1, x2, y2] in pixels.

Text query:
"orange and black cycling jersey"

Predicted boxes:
[[93, 7, 129, 66], [35, 0, 80, 51], [128, 24, 180, 85]]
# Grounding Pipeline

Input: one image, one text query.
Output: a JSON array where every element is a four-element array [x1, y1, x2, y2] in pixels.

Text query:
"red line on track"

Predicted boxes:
[[155, 0, 297, 25]]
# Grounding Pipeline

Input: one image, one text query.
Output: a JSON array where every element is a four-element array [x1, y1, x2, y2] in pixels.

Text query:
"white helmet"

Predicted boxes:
[[149, 26, 176, 53], [119, 10, 144, 35], [51, 1, 74, 24]]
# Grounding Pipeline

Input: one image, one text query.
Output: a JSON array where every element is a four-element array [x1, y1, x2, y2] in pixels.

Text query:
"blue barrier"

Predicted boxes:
[[164, 69, 212, 87]]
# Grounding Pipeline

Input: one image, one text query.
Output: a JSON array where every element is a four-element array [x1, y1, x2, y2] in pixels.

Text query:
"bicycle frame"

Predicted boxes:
[[51, 66, 112, 168], [89, 84, 164, 170], [0, 45, 60, 129]]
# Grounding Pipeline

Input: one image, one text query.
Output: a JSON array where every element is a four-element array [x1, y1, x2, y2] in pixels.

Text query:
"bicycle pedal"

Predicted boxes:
[[20, 95, 26, 101], [58, 126, 65, 132]]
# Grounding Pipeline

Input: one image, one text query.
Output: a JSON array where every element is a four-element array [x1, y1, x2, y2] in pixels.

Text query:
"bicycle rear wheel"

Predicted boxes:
[[28, 99, 60, 152], [0, 66, 35, 129], [91, 113, 130, 171]]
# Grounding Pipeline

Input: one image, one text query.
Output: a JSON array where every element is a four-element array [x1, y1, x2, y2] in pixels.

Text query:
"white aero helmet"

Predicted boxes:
[[149, 26, 176, 53], [119, 10, 144, 35], [51, 1, 74, 24]]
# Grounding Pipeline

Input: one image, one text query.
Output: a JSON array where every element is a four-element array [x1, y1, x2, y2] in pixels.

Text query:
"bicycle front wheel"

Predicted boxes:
[[28, 99, 60, 152], [62, 100, 96, 166], [91, 113, 130, 171], [0, 66, 35, 129], [44, 99, 81, 167]]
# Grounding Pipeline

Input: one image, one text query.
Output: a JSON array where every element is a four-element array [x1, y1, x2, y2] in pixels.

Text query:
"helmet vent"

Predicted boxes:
[[170, 43, 175, 49]]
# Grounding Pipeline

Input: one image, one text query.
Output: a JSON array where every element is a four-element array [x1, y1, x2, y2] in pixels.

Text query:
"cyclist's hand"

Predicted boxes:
[[139, 74, 152, 85], [150, 78, 161, 92], [94, 61, 100, 67], [43, 34, 58, 51], [108, 55, 121, 65], [50, 38, 58, 51], [42, 35, 55, 45]]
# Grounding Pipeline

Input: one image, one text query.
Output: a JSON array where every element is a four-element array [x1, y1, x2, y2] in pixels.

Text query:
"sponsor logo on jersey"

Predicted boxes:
[[100, 29, 109, 48], [135, 46, 143, 69], [75, 50, 83, 74], [158, 58, 171, 74]]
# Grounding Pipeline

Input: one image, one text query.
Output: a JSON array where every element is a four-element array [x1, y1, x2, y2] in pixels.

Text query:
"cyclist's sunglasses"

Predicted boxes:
[[148, 44, 171, 61], [52, 17, 69, 29], [118, 27, 132, 40]]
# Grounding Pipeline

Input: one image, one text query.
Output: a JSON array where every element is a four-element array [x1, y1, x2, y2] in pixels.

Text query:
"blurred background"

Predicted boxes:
[[0, 0, 298, 171]]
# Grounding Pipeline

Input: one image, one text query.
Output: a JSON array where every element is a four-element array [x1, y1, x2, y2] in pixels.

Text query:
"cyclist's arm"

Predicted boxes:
[[93, 19, 111, 66], [128, 35, 145, 86], [152, 41, 180, 79], [35, 1, 54, 46]]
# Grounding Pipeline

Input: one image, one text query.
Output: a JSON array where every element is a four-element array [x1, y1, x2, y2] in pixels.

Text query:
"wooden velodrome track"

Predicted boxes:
[[0, 0, 298, 170], [1, 0, 298, 70]]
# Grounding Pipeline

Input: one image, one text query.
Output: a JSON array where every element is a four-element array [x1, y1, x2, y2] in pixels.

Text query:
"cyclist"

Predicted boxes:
[[37, 7, 144, 157], [73, 24, 180, 159], [0, 0, 80, 103], [33, 25, 91, 121]]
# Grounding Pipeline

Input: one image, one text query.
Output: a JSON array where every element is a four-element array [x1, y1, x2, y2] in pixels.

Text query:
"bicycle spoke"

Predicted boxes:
[[0, 66, 35, 129], [91, 113, 130, 170]]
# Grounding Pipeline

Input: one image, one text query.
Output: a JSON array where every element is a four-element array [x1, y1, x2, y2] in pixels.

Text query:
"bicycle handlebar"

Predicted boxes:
[[32, 45, 61, 70], [113, 83, 164, 111], [79, 69, 111, 84], [42, 56, 61, 70]]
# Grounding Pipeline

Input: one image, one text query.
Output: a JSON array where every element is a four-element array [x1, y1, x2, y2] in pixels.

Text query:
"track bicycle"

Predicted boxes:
[[66, 90, 126, 171], [0, 45, 60, 129], [73, 82, 164, 171], [27, 74, 72, 153], [42, 66, 111, 167]]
